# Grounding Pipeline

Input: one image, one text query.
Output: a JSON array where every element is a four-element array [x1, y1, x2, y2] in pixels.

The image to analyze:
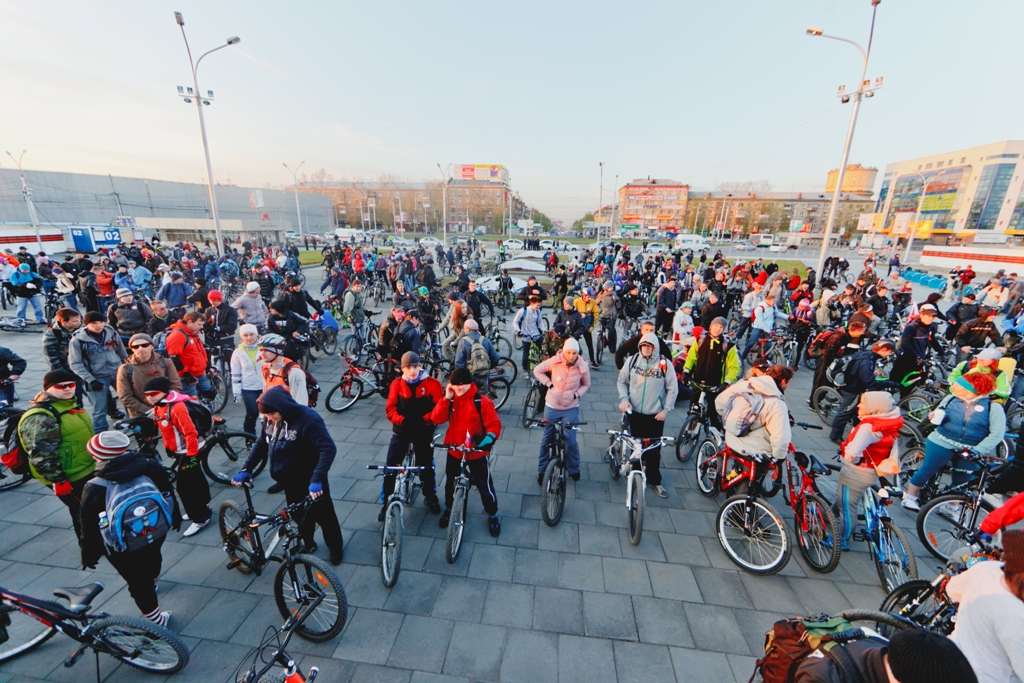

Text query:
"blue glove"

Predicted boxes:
[[309, 482, 324, 500], [231, 471, 252, 487], [476, 433, 495, 449]]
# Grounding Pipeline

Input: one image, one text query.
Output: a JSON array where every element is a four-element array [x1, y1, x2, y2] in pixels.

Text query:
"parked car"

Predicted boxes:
[[503, 238, 524, 249], [768, 244, 788, 253], [644, 242, 669, 254], [734, 241, 755, 251], [420, 236, 442, 247]]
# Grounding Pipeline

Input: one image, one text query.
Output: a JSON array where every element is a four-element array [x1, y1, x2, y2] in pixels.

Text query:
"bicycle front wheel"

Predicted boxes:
[[381, 502, 403, 588], [203, 432, 260, 485], [917, 494, 993, 561], [494, 356, 518, 384], [522, 383, 541, 429], [325, 376, 364, 413], [812, 386, 841, 425], [487, 377, 510, 410], [540, 456, 566, 527], [274, 554, 348, 642], [207, 372, 229, 415], [93, 616, 190, 673], [446, 486, 468, 563], [716, 495, 791, 574], [794, 493, 841, 574], [877, 579, 952, 638], [873, 519, 918, 593], [595, 332, 605, 365], [695, 440, 721, 496], [491, 336, 513, 358], [674, 414, 700, 463], [341, 334, 362, 360], [218, 500, 256, 574], [0, 604, 57, 662], [321, 329, 338, 355], [627, 472, 645, 546]]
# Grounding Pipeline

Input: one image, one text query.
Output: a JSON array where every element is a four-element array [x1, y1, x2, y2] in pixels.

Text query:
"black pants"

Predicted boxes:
[[691, 386, 723, 429], [829, 390, 861, 441], [172, 452, 212, 524], [655, 310, 673, 336], [793, 324, 813, 367], [444, 454, 498, 516], [811, 357, 832, 398], [59, 476, 92, 543], [890, 353, 922, 399], [106, 540, 164, 615], [599, 318, 617, 352], [384, 434, 437, 506], [628, 412, 665, 487], [284, 479, 344, 555], [581, 329, 596, 364]]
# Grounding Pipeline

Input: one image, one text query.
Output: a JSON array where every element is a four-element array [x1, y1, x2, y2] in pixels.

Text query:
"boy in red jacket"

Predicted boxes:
[[143, 376, 212, 537], [430, 367, 502, 537]]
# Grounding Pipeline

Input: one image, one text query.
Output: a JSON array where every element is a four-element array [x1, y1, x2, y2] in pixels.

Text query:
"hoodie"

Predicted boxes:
[[242, 387, 336, 485], [69, 323, 127, 382], [616, 332, 679, 415], [714, 375, 792, 460]]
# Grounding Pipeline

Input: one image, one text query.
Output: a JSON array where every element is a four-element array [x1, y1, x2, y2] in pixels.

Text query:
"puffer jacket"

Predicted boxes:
[[385, 371, 444, 440], [714, 375, 792, 460], [42, 320, 76, 371], [152, 391, 202, 456], [116, 351, 182, 418], [164, 321, 208, 379], [596, 290, 617, 319], [429, 382, 502, 461], [106, 298, 153, 336], [931, 394, 1005, 454], [230, 343, 265, 393], [242, 387, 336, 485], [69, 324, 126, 382], [10, 269, 43, 298], [19, 393, 94, 485], [232, 292, 269, 327], [841, 408, 903, 470], [533, 351, 590, 411], [616, 334, 679, 416]]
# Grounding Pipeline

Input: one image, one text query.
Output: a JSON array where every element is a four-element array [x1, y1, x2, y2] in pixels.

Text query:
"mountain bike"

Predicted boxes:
[[595, 318, 614, 366], [433, 440, 489, 564], [606, 427, 675, 546], [218, 482, 348, 642], [811, 384, 843, 425], [234, 595, 322, 683], [340, 312, 380, 363], [202, 363, 229, 415], [779, 438, 842, 574], [528, 417, 585, 527], [308, 309, 338, 356], [521, 380, 545, 428], [485, 318, 514, 358], [323, 354, 366, 413], [915, 449, 999, 561], [0, 581, 189, 672], [674, 381, 721, 463], [604, 412, 631, 481], [367, 448, 426, 587], [855, 485, 918, 593], [0, 317, 44, 333]]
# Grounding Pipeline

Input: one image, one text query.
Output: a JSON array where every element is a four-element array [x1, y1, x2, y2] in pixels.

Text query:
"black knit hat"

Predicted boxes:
[[887, 629, 977, 683], [83, 311, 105, 324], [450, 367, 473, 386], [142, 377, 171, 394], [43, 369, 78, 389]]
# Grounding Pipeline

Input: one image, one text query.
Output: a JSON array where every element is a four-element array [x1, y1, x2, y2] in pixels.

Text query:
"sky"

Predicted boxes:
[[2, 0, 1023, 225]]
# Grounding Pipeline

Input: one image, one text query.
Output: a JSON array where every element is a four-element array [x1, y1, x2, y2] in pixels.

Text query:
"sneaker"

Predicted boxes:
[[378, 508, 386, 523], [488, 515, 501, 537], [304, 542, 318, 553], [150, 610, 172, 628], [181, 513, 189, 521], [439, 508, 451, 529], [108, 408, 125, 420], [329, 549, 344, 566], [569, 472, 580, 482], [182, 519, 210, 537], [268, 482, 285, 494], [426, 498, 441, 515], [901, 494, 920, 512], [651, 484, 669, 499]]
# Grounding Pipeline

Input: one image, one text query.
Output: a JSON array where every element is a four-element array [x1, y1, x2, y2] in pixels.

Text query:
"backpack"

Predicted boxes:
[[183, 399, 214, 436], [93, 476, 173, 554], [283, 361, 320, 408], [1, 403, 62, 476], [749, 614, 869, 683], [721, 384, 765, 437], [807, 329, 839, 359], [467, 336, 492, 375], [826, 355, 855, 388]]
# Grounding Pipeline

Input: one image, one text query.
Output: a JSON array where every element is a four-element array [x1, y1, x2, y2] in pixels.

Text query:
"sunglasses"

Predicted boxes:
[[131, 342, 153, 349], [143, 391, 166, 398], [51, 382, 76, 390]]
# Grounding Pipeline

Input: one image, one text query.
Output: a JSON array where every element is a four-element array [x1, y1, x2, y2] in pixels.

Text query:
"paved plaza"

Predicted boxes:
[[0, 267, 947, 683]]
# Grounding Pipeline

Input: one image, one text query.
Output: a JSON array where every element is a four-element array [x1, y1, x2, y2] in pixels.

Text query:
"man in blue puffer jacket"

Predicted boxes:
[[233, 387, 343, 565]]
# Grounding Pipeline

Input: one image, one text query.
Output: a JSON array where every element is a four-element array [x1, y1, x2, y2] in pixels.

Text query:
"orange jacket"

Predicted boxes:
[[981, 490, 1024, 535], [164, 321, 208, 378], [153, 392, 201, 456]]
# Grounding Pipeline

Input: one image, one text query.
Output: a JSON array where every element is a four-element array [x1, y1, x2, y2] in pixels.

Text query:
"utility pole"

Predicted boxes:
[[6, 151, 42, 251], [108, 174, 125, 215], [283, 161, 305, 235], [437, 163, 451, 246], [599, 162, 604, 242]]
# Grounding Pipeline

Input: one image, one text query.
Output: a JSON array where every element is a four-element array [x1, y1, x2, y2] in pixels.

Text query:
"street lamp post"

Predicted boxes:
[[807, 0, 883, 276], [901, 170, 945, 262], [174, 11, 239, 257], [283, 161, 305, 236], [4, 150, 42, 251], [598, 162, 604, 242], [437, 163, 451, 246]]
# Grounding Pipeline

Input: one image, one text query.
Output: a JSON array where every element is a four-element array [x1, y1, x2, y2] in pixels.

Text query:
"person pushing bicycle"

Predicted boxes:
[[681, 316, 741, 429], [532, 338, 590, 485]]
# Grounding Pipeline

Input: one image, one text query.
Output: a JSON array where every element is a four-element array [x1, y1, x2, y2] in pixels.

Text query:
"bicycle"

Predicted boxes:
[[323, 354, 366, 413], [308, 309, 339, 356], [777, 429, 842, 574], [340, 311, 380, 363], [218, 482, 348, 641], [0, 581, 189, 673], [485, 317, 514, 357], [521, 380, 545, 428], [528, 417, 586, 527], [432, 440, 491, 564], [674, 381, 722, 463], [201, 363, 229, 415], [0, 401, 32, 491], [234, 595, 322, 683], [595, 318, 614, 366], [854, 485, 918, 592], [0, 317, 44, 333], [915, 449, 999, 561], [367, 447, 426, 587], [605, 427, 675, 546]]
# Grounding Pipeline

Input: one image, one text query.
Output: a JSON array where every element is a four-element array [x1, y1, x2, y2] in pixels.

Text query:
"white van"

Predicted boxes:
[[334, 228, 366, 242], [673, 234, 709, 251]]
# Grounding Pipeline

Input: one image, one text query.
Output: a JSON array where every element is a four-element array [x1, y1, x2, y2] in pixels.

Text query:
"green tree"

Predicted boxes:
[[571, 212, 594, 232], [531, 210, 553, 231]]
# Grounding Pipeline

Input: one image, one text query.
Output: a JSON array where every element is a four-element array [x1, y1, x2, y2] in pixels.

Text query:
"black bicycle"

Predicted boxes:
[[218, 482, 348, 642], [528, 417, 586, 527], [234, 594, 322, 683], [0, 401, 32, 491], [0, 581, 189, 673], [674, 381, 721, 463], [521, 380, 545, 428]]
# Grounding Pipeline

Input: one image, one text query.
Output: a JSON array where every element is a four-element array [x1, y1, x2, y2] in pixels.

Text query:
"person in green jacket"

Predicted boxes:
[[18, 369, 96, 539], [681, 316, 741, 428], [947, 347, 1012, 402]]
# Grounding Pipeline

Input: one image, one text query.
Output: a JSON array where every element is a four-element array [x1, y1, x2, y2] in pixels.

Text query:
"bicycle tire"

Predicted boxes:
[[1007, 406, 1024, 434], [607, 433, 625, 481], [207, 372, 229, 415], [674, 414, 700, 463], [540, 455, 566, 527], [493, 356, 518, 384], [898, 394, 933, 440], [381, 502, 403, 588], [897, 446, 926, 494], [321, 329, 338, 355], [203, 432, 261, 485], [794, 493, 841, 574], [512, 333, 523, 350], [93, 615, 190, 673], [839, 610, 918, 634], [0, 604, 57, 662], [873, 519, 918, 593], [812, 386, 842, 426], [716, 495, 791, 574], [0, 466, 30, 492], [917, 494, 994, 561], [760, 461, 782, 498], [877, 580, 952, 638], [218, 499, 257, 574], [491, 335, 513, 358], [488, 377, 511, 410], [803, 353, 818, 371], [627, 472, 645, 546], [325, 376, 364, 413], [446, 486, 467, 563], [273, 554, 348, 642], [522, 384, 541, 429], [595, 333, 605, 365], [695, 440, 721, 496], [341, 334, 362, 360]]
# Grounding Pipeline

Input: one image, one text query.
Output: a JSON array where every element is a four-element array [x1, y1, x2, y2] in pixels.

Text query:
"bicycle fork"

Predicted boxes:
[[625, 465, 646, 511]]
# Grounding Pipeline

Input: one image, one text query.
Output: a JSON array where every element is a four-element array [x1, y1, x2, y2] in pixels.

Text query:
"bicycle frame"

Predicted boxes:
[[238, 593, 324, 683], [225, 484, 309, 577], [860, 487, 896, 549]]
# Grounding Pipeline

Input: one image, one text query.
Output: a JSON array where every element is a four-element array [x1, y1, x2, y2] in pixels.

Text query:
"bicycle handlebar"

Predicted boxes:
[[526, 418, 588, 428], [366, 465, 426, 473]]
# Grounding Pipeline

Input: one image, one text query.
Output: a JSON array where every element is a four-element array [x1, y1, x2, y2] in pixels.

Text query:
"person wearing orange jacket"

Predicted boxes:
[[142, 376, 212, 537], [164, 311, 212, 400], [429, 367, 502, 537]]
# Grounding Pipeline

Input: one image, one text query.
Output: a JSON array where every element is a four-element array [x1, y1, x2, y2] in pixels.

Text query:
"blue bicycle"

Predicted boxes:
[[854, 485, 918, 593]]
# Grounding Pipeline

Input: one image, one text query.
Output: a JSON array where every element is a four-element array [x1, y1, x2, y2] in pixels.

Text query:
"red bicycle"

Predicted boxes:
[[324, 354, 398, 412]]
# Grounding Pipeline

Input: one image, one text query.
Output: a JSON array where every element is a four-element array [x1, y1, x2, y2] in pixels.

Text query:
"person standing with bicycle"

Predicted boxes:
[[342, 278, 367, 331], [827, 340, 898, 444], [454, 319, 499, 395], [234, 386, 344, 566], [681, 317, 741, 429], [203, 290, 238, 348], [232, 281, 269, 330], [514, 295, 545, 373], [231, 325, 265, 435], [381, 351, 443, 521], [164, 312, 212, 401], [616, 333, 678, 498], [430, 367, 502, 537], [533, 338, 590, 485], [714, 364, 793, 484]]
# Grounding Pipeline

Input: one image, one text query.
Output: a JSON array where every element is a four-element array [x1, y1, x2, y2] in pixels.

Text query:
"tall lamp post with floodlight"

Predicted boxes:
[[806, 0, 883, 277], [283, 161, 305, 236], [174, 11, 239, 257], [437, 163, 451, 246]]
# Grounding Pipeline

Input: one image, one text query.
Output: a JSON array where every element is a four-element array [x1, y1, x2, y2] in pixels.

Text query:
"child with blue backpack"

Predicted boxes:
[[79, 431, 180, 628]]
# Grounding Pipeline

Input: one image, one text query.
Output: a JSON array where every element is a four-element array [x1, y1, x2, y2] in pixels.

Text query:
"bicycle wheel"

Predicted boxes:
[[812, 386, 842, 425], [381, 501, 403, 588], [0, 465, 30, 492], [494, 356, 519, 384], [218, 500, 256, 574], [0, 604, 57, 662], [595, 333, 605, 365], [202, 432, 261, 485], [92, 616, 190, 673], [321, 329, 338, 355], [917, 494, 994, 561], [273, 554, 348, 642], [607, 434, 626, 481], [873, 519, 918, 593], [487, 377, 510, 410], [446, 485, 468, 563], [341, 334, 362, 360], [674, 414, 701, 463], [205, 372, 229, 415], [898, 394, 932, 439], [522, 383, 541, 429], [716, 495, 791, 574], [803, 354, 818, 371], [897, 446, 926, 493], [325, 376, 364, 413], [540, 455, 566, 527], [840, 610, 918, 635], [877, 580, 953, 638], [794, 493, 841, 574], [1007, 406, 1024, 434], [491, 336, 513, 358], [695, 440, 721, 496], [512, 333, 523, 350], [627, 472, 645, 546]]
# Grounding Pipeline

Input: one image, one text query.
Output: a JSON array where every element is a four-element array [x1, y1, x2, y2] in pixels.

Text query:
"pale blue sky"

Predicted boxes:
[[2, 0, 1022, 223]]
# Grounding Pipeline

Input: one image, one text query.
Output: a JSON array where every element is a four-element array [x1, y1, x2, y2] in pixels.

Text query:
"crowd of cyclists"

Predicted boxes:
[[1, 232, 1023, 682]]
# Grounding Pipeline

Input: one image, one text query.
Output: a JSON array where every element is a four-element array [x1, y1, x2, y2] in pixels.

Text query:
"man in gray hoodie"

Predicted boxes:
[[232, 281, 269, 329], [616, 332, 678, 497], [69, 311, 127, 431]]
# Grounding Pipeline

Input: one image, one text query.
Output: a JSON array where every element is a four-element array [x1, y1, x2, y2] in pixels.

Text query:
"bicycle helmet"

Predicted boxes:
[[258, 333, 287, 352], [582, 287, 594, 297]]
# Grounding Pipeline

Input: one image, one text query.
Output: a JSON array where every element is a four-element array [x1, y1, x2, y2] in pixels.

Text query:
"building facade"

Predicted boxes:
[[682, 192, 873, 239], [825, 164, 878, 197], [618, 179, 689, 230]]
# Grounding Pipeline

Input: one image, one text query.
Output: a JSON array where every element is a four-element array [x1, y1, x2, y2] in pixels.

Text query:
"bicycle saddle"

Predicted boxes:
[[53, 583, 105, 613]]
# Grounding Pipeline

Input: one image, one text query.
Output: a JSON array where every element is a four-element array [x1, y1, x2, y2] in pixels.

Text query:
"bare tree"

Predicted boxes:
[[302, 168, 336, 188], [715, 180, 773, 194]]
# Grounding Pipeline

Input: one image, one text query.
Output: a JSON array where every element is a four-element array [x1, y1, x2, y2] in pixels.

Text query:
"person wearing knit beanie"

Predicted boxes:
[[86, 431, 131, 460], [43, 369, 78, 389], [887, 629, 977, 683]]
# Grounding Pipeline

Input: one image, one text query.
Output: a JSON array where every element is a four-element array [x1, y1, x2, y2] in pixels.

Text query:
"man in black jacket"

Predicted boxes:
[[954, 306, 1002, 362], [828, 340, 897, 442], [891, 305, 942, 398], [654, 278, 679, 335], [283, 278, 320, 319], [235, 387, 343, 565], [614, 320, 673, 370], [551, 265, 569, 312], [944, 292, 978, 341], [464, 280, 494, 328], [106, 288, 153, 339], [516, 276, 548, 305]]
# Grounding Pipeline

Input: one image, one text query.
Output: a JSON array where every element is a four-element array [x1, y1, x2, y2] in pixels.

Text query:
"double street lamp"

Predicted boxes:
[[174, 11, 240, 257], [283, 161, 305, 236], [4, 150, 42, 251]]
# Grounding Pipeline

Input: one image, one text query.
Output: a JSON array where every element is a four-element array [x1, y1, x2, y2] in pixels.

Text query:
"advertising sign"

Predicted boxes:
[[856, 213, 875, 232], [458, 164, 507, 181], [921, 193, 957, 212], [789, 219, 803, 232], [891, 213, 913, 236], [913, 220, 934, 239]]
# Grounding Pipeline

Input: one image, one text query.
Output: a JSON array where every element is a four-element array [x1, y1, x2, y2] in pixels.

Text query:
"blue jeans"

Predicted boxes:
[[909, 439, 978, 489], [539, 405, 580, 475], [63, 295, 79, 313], [16, 295, 44, 322], [240, 389, 262, 435], [179, 373, 212, 399], [742, 328, 770, 359], [86, 375, 117, 431]]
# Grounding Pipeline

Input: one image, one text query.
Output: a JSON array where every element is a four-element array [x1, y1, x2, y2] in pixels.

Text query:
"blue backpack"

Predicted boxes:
[[94, 476, 174, 553]]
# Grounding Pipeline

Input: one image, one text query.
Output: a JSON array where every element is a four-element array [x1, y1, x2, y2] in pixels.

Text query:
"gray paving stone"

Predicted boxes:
[[583, 591, 637, 641], [739, 573, 806, 613], [481, 581, 535, 629], [728, 654, 759, 683], [735, 611, 785, 662], [467, 543, 516, 582], [647, 561, 703, 603], [512, 547, 558, 587], [557, 634, 617, 683], [422, 539, 472, 577], [387, 615, 454, 674], [669, 647, 736, 683], [578, 523, 623, 557], [633, 596, 695, 648], [410, 674, 468, 683], [334, 608, 405, 664], [538, 520, 580, 552], [432, 576, 487, 622], [499, 628, 558, 683], [181, 588, 261, 641], [442, 621, 506, 681], [495, 515, 539, 549], [602, 557, 653, 596], [344, 564, 394, 609], [613, 641, 678, 683], [618, 528, 668, 562], [557, 552, 605, 592], [350, 663, 414, 683], [691, 566, 753, 608], [682, 602, 754, 656], [383, 570, 443, 616], [787, 576, 855, 614], [533, 586, 584, 635]]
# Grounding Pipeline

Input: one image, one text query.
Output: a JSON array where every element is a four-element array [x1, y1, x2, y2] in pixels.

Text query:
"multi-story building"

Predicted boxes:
[[682, 191, 873, 239], [618, 179, 689, 230], [825, 164, 878, 197]]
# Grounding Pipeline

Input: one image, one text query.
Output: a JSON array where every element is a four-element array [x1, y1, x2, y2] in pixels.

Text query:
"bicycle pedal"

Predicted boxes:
[[64, 645, 87, 667], [226, 558, 241, 570], [851, 530, 869, 543]]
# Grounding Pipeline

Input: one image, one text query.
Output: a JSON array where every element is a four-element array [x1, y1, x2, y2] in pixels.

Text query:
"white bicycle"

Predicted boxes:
[[606, 429, 674, 546]]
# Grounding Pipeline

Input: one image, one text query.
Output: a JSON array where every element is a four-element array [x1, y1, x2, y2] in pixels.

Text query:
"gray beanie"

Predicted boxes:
[[128, 333, 154, 348]]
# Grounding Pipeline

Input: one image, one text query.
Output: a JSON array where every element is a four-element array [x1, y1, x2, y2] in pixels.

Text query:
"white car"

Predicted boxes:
[[734, 241, 755, 251], [538, 239, 555, 250], [476, 274, 528, 294], [644, 242, 669, 254], [419, 237, 442, 247], [768, 244, 788, 253], [503, 238, 524, 250], [391, 237, 413, 247]]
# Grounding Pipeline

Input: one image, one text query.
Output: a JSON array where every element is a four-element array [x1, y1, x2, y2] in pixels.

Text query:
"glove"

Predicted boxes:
[[181, 374, 198, 386], [231, 471, 252, 487], [308, 482, 323, 500], [89, 380, 104, 392], [53, 480, 73, 497], [476, 432, 496, 450], [969, 529, 994, 546]]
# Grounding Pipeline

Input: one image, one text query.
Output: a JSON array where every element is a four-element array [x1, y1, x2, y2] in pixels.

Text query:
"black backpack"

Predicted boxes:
[[283, 361, 320, 408], [183, 400, 214, 436]]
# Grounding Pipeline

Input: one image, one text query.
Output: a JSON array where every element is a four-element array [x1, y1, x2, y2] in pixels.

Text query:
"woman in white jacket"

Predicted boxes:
[[230, 324, 265, 434], [671, 301, 695, 355]]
